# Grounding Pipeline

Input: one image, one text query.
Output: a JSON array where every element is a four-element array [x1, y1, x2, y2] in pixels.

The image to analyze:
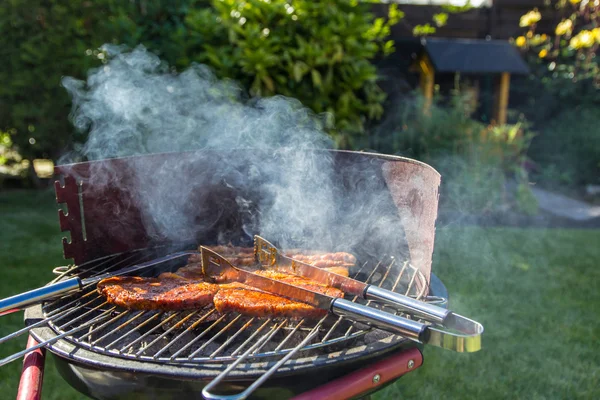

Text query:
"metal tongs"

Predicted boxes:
[[253, 235, 483, 352], [201, 241, 483, 400]]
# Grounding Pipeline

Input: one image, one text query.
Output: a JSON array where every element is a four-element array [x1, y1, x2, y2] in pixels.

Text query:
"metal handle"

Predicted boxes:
[[331, 298, 483, 352], [365, 285, 450, 324], [331, 298, 428, 342], [202, 321, 323, 400], [0, 277, 82, 315]]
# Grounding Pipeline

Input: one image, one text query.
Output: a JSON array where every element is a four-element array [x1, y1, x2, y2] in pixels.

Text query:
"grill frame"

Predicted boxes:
[[22, 273, 448, 400], [23, 273, 447, 400], [19, 149, 444, 399]]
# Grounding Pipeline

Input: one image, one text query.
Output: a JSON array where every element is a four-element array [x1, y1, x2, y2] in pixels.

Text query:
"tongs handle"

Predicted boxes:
[[332, 298, 426, 341], [0, 277, 82, 315], [331, 298, 482, 352], [365, 285, 450, 324]]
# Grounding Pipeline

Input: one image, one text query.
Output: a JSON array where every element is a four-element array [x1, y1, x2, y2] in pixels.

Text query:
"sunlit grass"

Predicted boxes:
[[376, 226, 600, 400], [1, 191, 598, 399], [0, 190, 82, 400]]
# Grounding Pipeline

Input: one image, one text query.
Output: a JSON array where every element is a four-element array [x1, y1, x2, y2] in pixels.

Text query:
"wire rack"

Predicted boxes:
[[38, 248, 429, 365]]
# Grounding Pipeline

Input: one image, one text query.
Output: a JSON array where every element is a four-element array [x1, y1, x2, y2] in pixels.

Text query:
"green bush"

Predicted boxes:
[[173, 0, 401, 147], [511, 2, 600, 188], [371, 92, 537, 215], [0, 0, 127, 185], [529, 105, 600, 186], [0, 0, 400, 176]]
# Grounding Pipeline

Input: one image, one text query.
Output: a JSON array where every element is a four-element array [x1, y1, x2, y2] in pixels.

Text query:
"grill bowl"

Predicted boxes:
[[25, 273, 448, 400], [27, 149, 443, 399]]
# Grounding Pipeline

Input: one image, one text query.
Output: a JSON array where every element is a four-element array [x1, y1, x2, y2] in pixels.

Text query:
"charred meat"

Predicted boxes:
[[211, 271, 344, 318], [187, 247, 355, 276], [97, 274, 219, 311], [98, 269, 343, 317], [214, 287, 329, 319]]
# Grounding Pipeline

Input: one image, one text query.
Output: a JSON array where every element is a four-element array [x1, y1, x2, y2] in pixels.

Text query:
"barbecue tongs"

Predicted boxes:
[[204, 237, 483, 353], [201, 244, 483, 400]]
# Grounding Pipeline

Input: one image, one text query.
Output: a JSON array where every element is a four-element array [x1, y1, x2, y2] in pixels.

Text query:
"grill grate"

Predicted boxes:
[[39, 249, 429, 365]]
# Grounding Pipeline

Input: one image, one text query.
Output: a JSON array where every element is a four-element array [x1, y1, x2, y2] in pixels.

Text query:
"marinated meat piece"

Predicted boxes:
[[97, 275, 219, 311], [172, 265, 343, 297], [172, 263, 205, 280], [99, 263, 344, 318], [214, 288, 328, 319], [252, 270, 344, 298], [287, 253, 355, 269], [187, 247, 355, 276], [213, 270, 343, 318], [285, 251, 356, 266]]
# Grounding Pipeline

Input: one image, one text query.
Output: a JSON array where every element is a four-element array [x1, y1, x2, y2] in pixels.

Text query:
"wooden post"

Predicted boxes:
[[493, 72, 510, 125], [418, 54, 435, 114]]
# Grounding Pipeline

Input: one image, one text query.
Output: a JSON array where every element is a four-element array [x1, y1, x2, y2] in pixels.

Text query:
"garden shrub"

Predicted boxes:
[[0, 0, 125, 185], [512, 1, 600, 187], [173, 0, 402, 147], [0, 0, 401, 182], [529, 105, 600, 187], [370, 91, 537, 215]]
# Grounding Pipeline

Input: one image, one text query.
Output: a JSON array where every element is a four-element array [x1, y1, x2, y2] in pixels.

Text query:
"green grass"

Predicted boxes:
[[0, 190, 82, 400], [376, 225, 600, 400], [1, 190, 599, 399]]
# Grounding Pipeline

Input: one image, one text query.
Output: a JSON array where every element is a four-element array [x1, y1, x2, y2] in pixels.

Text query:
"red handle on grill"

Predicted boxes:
[[16, 336, 46, 400], [290, 347, 423, 400]]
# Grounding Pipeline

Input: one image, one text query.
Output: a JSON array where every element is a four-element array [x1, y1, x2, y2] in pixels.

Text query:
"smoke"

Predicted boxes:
[[59, 45, 437, 279], [59, 45, 341, 249], [62, 46, 331, 160]]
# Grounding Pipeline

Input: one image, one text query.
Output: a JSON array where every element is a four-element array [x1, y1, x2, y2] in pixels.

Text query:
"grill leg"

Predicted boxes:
[[290, 347, 423, 400], [16, 336, 46, 400]]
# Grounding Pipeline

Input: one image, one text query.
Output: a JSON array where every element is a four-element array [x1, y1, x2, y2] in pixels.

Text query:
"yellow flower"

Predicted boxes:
[[579, 30, 595, 48], [593, 28, 600, 43], [519, 9, 542, 27], [569, 0, 581, 4], [515, 36, 527, 47], [541, 34, 547, 41], [538, 49, 548, 58], [530, 34, 547, 46], [569, 36, 581, 49], [555, 19, 573, 36]]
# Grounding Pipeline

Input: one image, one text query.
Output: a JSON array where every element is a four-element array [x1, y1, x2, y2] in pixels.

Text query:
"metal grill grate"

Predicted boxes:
[[39, 249, 429, 365]]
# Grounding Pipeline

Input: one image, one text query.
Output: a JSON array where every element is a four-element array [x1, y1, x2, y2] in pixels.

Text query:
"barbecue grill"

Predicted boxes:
[[8, 149, 474, 399]]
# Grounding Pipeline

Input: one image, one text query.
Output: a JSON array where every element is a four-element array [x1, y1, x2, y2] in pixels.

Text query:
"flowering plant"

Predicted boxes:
[[513, 1, 600, 84]]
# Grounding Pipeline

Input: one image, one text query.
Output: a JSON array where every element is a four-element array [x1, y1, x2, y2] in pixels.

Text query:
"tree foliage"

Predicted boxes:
[[172, 0, 401, 146], [514, 1, 600, 99], [0, 0, 401, 172], [0, 1, 120, 168], [512, 1, 600, 186]]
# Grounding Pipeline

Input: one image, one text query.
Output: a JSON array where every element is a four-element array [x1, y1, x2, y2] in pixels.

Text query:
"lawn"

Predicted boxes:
[[0, 190, 599, 399]]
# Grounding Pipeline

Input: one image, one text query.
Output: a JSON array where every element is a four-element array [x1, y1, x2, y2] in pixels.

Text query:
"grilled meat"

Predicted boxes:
[[97, 274, 219, 311], [287, 253, 355, 269], [214, 288, 328, 319], [187, 247, 355, 276], [213, 271, 344, 318], [205, 269, 345, 318], [172, 263, 204, 280], [98, 268, 343, 317], [251, 270, 343, 298]]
